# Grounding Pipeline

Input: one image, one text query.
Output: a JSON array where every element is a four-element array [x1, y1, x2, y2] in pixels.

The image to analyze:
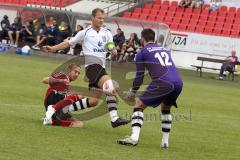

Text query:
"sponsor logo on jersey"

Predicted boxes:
[[93, 48, 105, 52], [98, 41, 103, 47]]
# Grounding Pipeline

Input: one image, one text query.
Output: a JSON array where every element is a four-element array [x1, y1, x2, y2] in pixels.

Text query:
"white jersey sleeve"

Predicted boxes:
[[68, 29, 85, 47]]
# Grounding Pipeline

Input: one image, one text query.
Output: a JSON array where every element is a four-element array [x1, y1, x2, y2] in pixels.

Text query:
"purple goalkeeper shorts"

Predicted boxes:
[[140, 80, 182, 108]]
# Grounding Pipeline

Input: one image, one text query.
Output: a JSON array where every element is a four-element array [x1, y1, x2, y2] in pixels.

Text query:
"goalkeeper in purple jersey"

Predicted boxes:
[[117, 28, 183, 149]]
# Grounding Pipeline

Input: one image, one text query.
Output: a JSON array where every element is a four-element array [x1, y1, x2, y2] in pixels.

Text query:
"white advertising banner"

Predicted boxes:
[[171, 32, 240, 56]]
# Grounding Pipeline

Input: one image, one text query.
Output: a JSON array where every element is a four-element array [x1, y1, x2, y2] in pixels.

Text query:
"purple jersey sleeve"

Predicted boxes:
[[132, 50, 145, 91]]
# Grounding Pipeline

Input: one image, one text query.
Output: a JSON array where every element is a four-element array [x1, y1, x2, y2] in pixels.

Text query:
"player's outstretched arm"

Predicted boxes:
[[42, 76, 69, 85], [42, 41, 70, 53]]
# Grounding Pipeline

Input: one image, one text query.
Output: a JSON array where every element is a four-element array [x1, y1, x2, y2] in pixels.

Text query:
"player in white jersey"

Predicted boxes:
[[43, 8, 130, 128]]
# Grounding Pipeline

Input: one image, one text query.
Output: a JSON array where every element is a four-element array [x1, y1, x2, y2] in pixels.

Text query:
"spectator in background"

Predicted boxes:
[[110, 28, 125, 60], [8, 17, 22, 47], [72, 25, 83, 36], [218, 50, 238, 80], [113, 28, 125, 52], [1, 15, 10, 38], [21, 20, 35, 41], [56, 23, 72, 44], [46, 16, 54, 27], [190, 0, 204, 8], [44, 20, 59, 45], [208, 0, 222, 11], [118, 33, 140, 62], [32, 20, 59, 50], [179, 0, 192, 8], [67, 24, 84, 55], [32, 22, 46, 50]]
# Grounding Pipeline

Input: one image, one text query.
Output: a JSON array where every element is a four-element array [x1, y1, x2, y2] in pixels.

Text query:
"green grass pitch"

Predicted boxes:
[[0, 53, 239, 160]]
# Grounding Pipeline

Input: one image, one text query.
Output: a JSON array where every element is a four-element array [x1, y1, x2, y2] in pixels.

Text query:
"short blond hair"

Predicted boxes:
[[92, 8, 104, 17]]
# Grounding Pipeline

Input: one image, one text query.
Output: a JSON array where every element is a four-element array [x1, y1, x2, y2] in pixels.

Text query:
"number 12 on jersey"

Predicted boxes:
[[154, 52, 172, 66]]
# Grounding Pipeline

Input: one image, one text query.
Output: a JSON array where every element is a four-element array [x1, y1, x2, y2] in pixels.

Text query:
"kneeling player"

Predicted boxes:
[[117, 29, 183, 148], [43, 63, 88, 127]]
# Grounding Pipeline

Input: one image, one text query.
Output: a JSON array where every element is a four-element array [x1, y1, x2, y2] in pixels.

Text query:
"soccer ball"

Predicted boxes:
[[102, 79, 119, 95], [21, 45, 31, 55]]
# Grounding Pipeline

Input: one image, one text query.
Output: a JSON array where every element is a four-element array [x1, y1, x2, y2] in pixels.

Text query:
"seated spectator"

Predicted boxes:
[[179, 0, 192, 8], [8, 17, 22, 47], [44, 20, 59, 46], [46, 16, 54, 27], [32, 20, 59, 50], [21, 20, 35, 41], [190, 0, 204, 8], [32, 22, 46, 50], [1, 15, 10, 38], [113, 28, 125, 52], [58, 21, 66, 31], [110, 28, 125, 60], [118, 33, 140, 62], [208, 0, 222, 11], [67, 25, 84, 55], [218, 50, 238, 80], [56, 23, 72, 44]]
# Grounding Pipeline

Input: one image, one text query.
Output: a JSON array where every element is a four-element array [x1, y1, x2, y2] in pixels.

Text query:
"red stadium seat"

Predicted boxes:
[[176, 7, 184, 13], [218, 12, 226, 17], [139, 14, 148, 20], [193, 8, 201, 15], [123, 12, 131, 18], [175, 12, 183, 19], [208, 16, 217, 22], [181, 18, 190, 25], [217, 17, 225, 23], [134, 7, 142, 13], [191, 14, 200, 20], [230, 30, 240, 38], [170, 23, 179, 30], [183, 13, 192, 19], [170, 1, 178, 7], [172, 18, 181, 24], [206, 21, 215, 28], [148, 15, 156, 22], [201, 10, 209, 16], [199, 15, 208, 21], [178, 24, 187, 31], [131, 13, 140, 19], [198, 20, 207, 26], [154, 0, 162, 5], [156, 16, 164, 23], [189, 19, 198, 26], [150, 10, 159, 16], [164, 16, 173, 23], [225, 18, 234, 24], [144, 3, 152, 9], [187, 25, 196, 32], [229, 7, 236, 13], [162, 0, 170, 6], [213, 28, 222, 35], [195, 26, 204, 33], [166, 11, 175, 17], [221, 29, 231, 37], [161, 4, 169, 10], [158, 10, 167, 16], [185, 8, 193, 14], [204, 27, 213, 34], [152, 5, 161, 11], [142, 9, 150, 14], [219, 6, 228, 13]]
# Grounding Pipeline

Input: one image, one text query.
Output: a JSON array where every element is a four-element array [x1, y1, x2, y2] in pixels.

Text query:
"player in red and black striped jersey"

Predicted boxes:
[[43, 63, 91, 127]]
